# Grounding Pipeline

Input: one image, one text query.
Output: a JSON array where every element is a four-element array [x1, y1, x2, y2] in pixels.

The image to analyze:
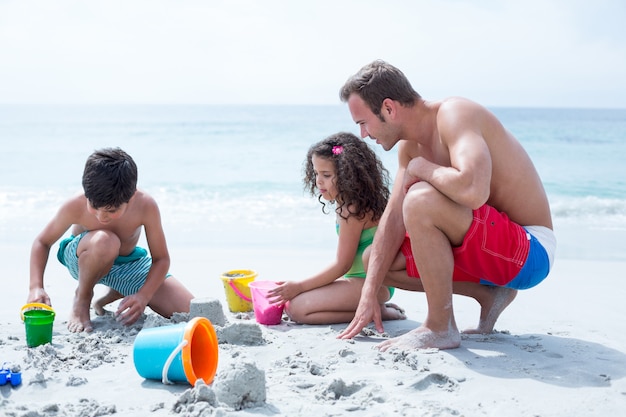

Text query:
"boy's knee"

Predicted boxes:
[[79, 230, 121, 260]]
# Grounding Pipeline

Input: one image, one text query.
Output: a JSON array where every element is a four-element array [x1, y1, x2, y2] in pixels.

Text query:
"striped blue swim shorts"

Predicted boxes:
[[57, 231, 168, 296]]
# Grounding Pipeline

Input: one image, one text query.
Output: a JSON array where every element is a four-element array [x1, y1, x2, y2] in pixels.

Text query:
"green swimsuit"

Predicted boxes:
[[336, 224, 395, 298]]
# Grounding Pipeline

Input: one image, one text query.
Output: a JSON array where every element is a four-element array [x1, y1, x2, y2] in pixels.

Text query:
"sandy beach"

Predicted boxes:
[[2, 243, 626, 417], [1, 0, 625, 415]]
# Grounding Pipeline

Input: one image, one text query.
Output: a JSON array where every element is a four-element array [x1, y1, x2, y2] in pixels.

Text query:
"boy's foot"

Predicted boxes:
[[67, 315, 94, 333], [92, 299, 106, 316], [68, 299, 93, 333], [91, 289, 123, 317]]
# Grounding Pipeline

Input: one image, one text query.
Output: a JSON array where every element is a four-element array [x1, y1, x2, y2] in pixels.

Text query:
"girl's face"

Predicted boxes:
[[312, 154, 338, 202]]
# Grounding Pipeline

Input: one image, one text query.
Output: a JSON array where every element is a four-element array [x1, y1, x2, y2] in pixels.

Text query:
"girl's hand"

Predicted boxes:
[[268, 281, 303, 304]]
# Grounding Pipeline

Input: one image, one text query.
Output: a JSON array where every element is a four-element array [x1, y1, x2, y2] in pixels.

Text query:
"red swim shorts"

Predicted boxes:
[[400, 204, 530, 286]]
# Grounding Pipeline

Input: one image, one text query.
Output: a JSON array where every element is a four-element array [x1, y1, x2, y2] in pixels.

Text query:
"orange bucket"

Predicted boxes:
[[132, 317, 219, 385]]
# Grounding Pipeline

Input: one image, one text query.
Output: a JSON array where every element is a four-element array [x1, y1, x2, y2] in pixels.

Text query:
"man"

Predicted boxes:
[[337, 60, 556, 350]]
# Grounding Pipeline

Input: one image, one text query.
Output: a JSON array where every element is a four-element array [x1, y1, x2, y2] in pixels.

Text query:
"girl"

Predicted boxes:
[[269, 132, 405, 324]]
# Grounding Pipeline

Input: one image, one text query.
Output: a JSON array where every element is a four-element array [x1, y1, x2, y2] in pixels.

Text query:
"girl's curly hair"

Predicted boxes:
[[303, 132, 390, 221]]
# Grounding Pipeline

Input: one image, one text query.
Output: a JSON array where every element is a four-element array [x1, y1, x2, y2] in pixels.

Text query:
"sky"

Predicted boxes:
[[1, 0, 625, 108]]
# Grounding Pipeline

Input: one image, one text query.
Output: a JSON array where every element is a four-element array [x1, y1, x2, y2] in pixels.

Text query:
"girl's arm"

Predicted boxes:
[[270, 213, 364, 303]]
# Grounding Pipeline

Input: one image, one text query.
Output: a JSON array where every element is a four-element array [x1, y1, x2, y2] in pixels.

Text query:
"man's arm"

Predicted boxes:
[[404, 101, 492, 210], [338, 144, 411, 339]]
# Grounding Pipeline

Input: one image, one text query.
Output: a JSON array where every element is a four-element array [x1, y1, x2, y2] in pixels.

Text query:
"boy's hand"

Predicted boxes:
[[27, 288, 51, 306], [115, 294, 148, 326]]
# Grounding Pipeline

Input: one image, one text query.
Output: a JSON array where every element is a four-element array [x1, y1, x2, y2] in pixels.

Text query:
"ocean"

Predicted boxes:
[[1, 105, 625, 261]]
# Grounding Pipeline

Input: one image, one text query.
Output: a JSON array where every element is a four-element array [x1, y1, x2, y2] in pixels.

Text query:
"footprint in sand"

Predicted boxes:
[[410, 373, 460, 392]]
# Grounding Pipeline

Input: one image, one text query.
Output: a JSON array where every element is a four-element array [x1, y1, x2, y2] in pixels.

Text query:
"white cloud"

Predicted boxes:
[[0, 0, 624, 107]]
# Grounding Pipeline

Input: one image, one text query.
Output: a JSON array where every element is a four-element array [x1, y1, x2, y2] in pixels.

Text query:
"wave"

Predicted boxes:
[[3, 188, 624, 260], [3, 187, 626, 226], [550, 195, 626, 229]]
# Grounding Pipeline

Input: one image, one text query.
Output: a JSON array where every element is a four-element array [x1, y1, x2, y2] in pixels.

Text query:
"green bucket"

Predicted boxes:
[[21, 303, 56, 347]]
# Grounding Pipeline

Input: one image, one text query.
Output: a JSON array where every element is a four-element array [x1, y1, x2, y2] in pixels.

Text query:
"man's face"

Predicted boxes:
[[347, 94, 397, 151]]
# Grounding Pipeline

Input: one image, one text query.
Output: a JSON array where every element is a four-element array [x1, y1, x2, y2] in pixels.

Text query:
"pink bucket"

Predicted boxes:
[[248, 281, 284, 325]]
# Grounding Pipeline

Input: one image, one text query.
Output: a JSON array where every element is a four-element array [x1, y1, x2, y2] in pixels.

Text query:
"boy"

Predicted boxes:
[[28, 147, 194, 332]]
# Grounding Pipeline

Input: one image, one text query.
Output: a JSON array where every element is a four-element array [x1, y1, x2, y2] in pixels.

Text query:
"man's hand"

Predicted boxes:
[[337, 294, 383, 339], [402, 158, 423, 194], [116, 293, 149, 326]]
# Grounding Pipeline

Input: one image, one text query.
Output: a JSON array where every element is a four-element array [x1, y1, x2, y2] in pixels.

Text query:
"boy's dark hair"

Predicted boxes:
[[303, 132, 390, 221], [82, 147, 138, 209], [339, 59, 421, 120]]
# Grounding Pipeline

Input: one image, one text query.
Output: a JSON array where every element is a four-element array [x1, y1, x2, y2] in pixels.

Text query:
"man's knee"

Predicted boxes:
[[403, 184, 472, 245], [402, 183, 440, 225]]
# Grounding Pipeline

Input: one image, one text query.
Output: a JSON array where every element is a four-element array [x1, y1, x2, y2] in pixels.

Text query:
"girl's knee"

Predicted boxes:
[[284, 298, 311, 324], [362, 246, 371, 272], [376, 286, 391, 304]]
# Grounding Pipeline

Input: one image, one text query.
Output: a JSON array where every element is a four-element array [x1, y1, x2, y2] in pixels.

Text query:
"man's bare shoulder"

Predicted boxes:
[[439, 96, 480, 109], [436, 97, 501, 139], [437, 97, 487, 120]]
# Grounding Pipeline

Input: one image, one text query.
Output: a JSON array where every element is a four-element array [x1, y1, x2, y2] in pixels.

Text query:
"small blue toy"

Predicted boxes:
[[0, 363, 22, 387]]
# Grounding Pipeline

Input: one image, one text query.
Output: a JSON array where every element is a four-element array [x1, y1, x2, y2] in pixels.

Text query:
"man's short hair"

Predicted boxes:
[[340, 60, 420, 118]]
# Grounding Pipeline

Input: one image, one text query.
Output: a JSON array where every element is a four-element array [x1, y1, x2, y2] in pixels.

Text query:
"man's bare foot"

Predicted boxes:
[[377, 325, 461, 351], [463, 287, 518, 334], [68, 299, 93, 333], [381, 303, 407, 321]]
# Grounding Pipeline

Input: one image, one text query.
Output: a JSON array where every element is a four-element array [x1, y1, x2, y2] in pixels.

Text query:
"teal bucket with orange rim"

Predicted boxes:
[[133, 317, 219, 385], [21, 303, 56, 347]]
